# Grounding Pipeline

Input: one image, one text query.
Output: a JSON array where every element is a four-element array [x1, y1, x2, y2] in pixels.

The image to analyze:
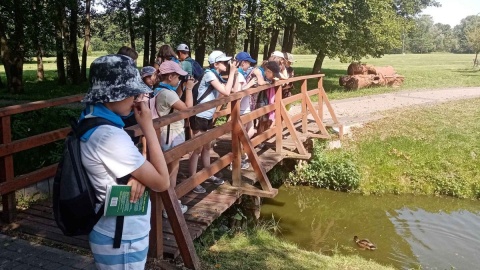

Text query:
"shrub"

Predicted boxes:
[[12, 107, 81, 176], [287, 141, 360, 191]]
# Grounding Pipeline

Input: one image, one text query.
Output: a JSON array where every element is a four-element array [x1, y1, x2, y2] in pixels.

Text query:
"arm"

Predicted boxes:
[[210, 62, 237, 96], [171, 79, 194, 110], [130, 102, 170, 192], [253, 68, 268, 86]]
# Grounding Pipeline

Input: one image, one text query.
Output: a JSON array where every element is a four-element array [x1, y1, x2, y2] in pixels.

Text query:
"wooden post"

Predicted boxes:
[[148, 192, 164, 258], [230, 99, 242, 187], [160, 188, 200, 270], [301, 79, 308, 134], [318, 77, 324, 121], [275, 85, 283, 154], [0, 116, 16, 223]]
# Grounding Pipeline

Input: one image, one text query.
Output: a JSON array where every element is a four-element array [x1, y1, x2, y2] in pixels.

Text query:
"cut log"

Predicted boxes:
[[339, 74, 387, 90]]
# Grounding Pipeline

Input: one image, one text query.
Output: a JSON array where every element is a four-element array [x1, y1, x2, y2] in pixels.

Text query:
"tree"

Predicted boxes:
[[407, 15, 435, 53], [298, 0, 403, 73], [465, 15, 480, 66], [80, 0, 92, 81], [0, 0, 26, 93]]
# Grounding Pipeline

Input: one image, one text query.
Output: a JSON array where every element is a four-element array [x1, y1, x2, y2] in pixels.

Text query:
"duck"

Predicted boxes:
[[353, 235, 376, 250]]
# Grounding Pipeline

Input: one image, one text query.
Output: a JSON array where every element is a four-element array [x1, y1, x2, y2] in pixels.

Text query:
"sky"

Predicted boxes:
[[421, 0, 480, 27]]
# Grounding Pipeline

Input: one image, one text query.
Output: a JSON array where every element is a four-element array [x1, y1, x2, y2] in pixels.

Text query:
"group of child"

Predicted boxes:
[[80, 44, 295, 269]]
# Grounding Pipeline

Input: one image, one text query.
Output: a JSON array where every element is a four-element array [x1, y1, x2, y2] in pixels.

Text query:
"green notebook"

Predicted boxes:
[[104, 185, 149, 216]]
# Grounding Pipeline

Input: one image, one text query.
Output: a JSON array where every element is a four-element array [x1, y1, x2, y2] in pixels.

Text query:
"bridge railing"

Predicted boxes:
[[0, 73, 341, 269]]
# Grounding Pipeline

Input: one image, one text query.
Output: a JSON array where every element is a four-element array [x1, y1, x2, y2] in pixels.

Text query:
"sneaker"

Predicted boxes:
[[209, 175, 224, 185], [192, 185, 206, 194], [162, 200, 188, 218], [241, 160, 250, 170]]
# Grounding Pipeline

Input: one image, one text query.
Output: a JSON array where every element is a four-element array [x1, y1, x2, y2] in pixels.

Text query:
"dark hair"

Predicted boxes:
[[263, 61, 281, 75], [156, 45, 176, 62], [117, 46, 138, 60]]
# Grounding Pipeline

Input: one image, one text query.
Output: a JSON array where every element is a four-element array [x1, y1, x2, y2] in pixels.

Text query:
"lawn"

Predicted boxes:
[[338, 98, 480, 199], [0, 53, 479, 103]]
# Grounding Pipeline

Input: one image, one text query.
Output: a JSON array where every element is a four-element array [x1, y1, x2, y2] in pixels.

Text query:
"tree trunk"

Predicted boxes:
[[285, 23, 296, 52], [142, 3, 151, 67], [80, 0, 91, 81], [224, 4, 241, 56], [55, 0, 66, 85], [282, 23, 291, 52], [267, 28, 279, 59], [253, 35, 260, 62], [126, 0, 135, 51], [194, 0, 208, 66], [8, 0, 25, 93], [312, 50, 326, 74], [149, 27, 156, 66], [67, 0, 81, 84], [474, 52, 478, 67], [0, 76, 3, 89], [243, 0, 252, 52], [0, 18, 12, 90], [32, 0, 44, 81]]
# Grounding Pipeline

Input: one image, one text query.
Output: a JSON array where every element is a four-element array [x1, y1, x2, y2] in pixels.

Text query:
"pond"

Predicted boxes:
[[260, 186, 480, 269]]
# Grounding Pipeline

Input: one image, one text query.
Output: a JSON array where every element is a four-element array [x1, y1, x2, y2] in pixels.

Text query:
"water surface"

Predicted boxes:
[[261, 186, 480, 269]]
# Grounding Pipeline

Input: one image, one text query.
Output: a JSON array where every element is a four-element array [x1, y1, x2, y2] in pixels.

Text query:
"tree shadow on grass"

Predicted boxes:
[[451, 69, 480, 77], [292, 67, 347, 95]]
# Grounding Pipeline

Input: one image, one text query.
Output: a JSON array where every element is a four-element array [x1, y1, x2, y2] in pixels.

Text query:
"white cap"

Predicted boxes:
[[271, 51, 285, 59], [208, 50, 231, 64], [176, 44, 189, 52]]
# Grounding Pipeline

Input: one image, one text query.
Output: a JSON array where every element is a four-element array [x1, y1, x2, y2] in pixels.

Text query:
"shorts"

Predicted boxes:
[[189, 116, 213, 131], [89, 230, 149, 270], [160, 128, 185, 151]]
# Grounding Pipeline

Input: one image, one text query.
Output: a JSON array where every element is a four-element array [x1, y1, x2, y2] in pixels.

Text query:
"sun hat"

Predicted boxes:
[[286, 52, 295, 63], [140, 66, 156, 78], [159, 61, 188, 76], [271, 51, 286, 59], [82, 54, 152, 103], [176, 44, 190, 52], [235, 52, 256, 64], [264, 61, 281, 79], [208, 50, 232, 64]]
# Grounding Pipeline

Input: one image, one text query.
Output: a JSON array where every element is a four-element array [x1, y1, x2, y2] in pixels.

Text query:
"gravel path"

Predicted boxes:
[[321, 87, 480, 126]]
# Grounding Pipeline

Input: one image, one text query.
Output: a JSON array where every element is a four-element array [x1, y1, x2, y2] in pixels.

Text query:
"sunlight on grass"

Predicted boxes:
[[341, 98, 480, 199], [199, 229, 394, 270]]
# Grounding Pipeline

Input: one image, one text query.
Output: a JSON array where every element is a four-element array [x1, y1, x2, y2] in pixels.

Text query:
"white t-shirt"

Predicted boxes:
[[81, 125, 150, 240], [237, 74, 251, 115], [196, 70, 219, 120]]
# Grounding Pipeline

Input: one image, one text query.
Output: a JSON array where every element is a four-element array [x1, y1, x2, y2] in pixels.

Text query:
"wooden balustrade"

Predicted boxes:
[[0, 74, 341, 270]]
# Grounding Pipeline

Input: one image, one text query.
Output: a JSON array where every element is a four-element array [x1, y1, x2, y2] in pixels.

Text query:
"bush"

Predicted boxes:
[[287, 141, 360, 191], [12, 107, 81, 176]]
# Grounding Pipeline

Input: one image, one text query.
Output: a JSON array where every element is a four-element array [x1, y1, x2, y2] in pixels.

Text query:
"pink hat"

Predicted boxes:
[[159, 60, 187, 76]]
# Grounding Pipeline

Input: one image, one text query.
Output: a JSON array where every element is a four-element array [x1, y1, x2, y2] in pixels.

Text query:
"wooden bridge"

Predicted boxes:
[[0, 74, 341, 269]]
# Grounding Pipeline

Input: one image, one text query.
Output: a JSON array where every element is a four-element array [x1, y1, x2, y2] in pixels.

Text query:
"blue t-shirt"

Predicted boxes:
[[196, 70, 221, 120]]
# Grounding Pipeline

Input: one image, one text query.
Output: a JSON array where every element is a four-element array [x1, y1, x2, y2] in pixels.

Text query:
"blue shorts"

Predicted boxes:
[[89, 230, 149, 270]]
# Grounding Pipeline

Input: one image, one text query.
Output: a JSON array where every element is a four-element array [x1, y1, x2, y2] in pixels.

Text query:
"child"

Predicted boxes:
[[188, 50, 237, 193], [155, 61, 195, 216], [154, 45, 180, 70], [283, 52, 295, 110], [80, 54, 170, 269], [140, 66, 158, 89], [255, 61, 281, 147]]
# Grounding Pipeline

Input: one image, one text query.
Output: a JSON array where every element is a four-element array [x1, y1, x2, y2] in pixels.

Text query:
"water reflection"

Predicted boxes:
[[261, 186, 480, 269]]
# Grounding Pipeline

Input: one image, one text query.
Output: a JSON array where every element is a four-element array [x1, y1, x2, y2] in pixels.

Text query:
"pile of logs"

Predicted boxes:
[[339, 62, 405, 90]]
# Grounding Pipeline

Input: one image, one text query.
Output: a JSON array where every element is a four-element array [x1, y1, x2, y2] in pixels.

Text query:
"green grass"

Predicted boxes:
[[1, 53, 479, 102], [292, 53, 480, 100], [339, 98, 480, 199], [198, 228, 394, 270]]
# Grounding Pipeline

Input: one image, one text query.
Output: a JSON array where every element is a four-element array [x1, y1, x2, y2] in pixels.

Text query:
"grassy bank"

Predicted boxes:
[[197, 228, 394, 270], [332, 98, 480, 199], [1, 53, 478, 102]]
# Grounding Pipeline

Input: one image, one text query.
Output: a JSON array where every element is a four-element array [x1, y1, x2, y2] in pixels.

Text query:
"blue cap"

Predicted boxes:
[[235, 52, 256, 64]]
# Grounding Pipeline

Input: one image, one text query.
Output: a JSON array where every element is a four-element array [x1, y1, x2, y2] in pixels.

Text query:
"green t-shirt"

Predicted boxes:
[[180, 58, 193, 76]]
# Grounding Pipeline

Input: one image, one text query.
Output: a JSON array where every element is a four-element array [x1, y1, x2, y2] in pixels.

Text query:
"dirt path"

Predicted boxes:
[[318, 87, 480, 126]]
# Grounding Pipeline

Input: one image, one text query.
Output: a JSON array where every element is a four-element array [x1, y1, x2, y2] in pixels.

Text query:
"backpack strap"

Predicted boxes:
[[197, 70, 223, 104], [76, 118, 129, 249]]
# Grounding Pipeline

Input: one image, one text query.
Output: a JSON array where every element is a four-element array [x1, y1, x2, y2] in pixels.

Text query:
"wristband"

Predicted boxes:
[[185, 88, 193, 91]]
